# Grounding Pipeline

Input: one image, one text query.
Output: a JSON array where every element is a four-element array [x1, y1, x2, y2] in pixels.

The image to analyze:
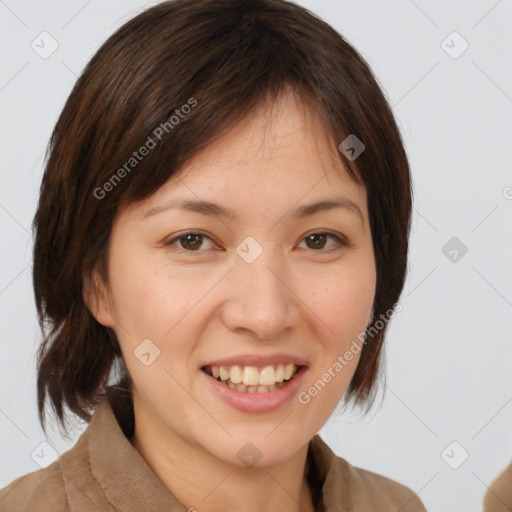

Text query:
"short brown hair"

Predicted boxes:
[[33, 0, 412, 435]]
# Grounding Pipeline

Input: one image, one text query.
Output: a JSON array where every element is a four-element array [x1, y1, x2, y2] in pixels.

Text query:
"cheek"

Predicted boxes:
[[106, 247, 183, 337], [306, 268, 375, 340], [109, 264, 201, 387]]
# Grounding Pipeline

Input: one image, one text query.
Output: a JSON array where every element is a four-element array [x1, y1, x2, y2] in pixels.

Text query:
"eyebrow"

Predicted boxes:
[[142, 197, 365, 226]]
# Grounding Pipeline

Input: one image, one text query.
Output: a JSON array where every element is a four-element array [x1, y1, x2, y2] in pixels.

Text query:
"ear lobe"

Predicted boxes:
[[82, 269, 115, 328]]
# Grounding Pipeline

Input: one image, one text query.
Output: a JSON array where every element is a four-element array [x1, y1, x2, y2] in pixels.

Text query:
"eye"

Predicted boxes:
[[298, 231, 349, 252], [164, 230, 349, 254], [164, 231, 216, 252]]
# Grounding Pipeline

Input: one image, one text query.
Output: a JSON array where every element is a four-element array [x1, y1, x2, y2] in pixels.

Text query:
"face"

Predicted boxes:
[[88, 90, 376, 468]]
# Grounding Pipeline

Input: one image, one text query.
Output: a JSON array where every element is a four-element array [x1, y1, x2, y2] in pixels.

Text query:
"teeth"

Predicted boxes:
[[243, 366, 260, 386], [258, 365, 275, 386], [206, 363, 300, 392], [230, 365, 243, 384], [219, 366, 229, 381], [275, 364, 285, 382], [284, 363, 294, 380]]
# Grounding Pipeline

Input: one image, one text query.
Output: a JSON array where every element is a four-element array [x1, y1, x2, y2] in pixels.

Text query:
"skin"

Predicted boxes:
[[85, 89, 376, 512]]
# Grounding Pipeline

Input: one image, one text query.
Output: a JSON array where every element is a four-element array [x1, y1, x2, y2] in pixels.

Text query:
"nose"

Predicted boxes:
[[219, 250, 300, 341]]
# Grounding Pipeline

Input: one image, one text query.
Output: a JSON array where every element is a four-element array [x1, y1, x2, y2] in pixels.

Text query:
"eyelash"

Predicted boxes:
[[163, 230, 349, 254]]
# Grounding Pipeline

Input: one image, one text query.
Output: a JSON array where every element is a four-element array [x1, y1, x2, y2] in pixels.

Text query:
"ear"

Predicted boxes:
[[82, 268, 115, 328]]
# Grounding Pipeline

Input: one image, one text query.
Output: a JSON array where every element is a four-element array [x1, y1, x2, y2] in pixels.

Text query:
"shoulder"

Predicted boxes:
[[334, 455, 427, 511], [310, 435, 427, 510], [483, 464, 512, 510], [0, 425, 104, 512], [0, 461, 69, 512]]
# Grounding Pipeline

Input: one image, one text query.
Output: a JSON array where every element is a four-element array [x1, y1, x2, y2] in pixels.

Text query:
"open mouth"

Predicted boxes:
[[201, 363, 302, 394]]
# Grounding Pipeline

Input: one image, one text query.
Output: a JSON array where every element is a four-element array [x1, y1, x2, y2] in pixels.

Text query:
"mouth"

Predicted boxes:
[[201, 363, 303, 394]]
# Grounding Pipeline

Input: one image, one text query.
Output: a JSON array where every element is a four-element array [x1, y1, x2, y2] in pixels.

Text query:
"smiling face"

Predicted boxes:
[[87, 90, 376, 468]]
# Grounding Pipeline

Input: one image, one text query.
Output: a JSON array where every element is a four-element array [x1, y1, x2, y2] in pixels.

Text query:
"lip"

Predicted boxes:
[[201, 353, 309, 369], [199, 365, 308, 413]]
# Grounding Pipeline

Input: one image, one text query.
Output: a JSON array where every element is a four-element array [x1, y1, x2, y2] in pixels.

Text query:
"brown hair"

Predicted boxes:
[[33, 0, 412, 435]]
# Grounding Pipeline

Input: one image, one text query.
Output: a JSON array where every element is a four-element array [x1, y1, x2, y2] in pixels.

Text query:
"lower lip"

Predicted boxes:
[[199, 366, 308, 413]]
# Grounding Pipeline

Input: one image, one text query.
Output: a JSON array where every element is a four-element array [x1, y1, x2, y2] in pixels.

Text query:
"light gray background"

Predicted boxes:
[[1, 1, 511, 510]]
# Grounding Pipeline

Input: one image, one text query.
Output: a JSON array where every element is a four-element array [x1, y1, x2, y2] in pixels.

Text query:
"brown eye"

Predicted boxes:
[[301, 232, 348, 252], [179, 234, 203, 250], [305, 233, 328, 249], [164, 232, 215, 252], [164, 230, 348, 254]]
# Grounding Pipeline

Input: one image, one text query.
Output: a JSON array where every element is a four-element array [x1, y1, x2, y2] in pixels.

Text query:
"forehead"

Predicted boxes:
[[183, 91, 346, 177], [123, 90, 366, 220]]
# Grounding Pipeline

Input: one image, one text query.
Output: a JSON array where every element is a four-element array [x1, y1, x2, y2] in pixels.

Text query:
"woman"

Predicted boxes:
[[0, 0, 426, 510]]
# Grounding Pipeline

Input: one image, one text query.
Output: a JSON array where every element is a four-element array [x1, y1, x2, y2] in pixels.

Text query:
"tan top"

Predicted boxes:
[[483, 464, 512, 511], [0, 388, 427, 511]]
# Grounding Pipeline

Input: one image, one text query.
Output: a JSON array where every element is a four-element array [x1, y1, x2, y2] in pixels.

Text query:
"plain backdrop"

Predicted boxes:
[[1, 1, 511, 510]]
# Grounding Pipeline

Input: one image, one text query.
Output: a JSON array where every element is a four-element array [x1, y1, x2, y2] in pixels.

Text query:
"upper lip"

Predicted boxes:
[[201, 353, 309, 368]]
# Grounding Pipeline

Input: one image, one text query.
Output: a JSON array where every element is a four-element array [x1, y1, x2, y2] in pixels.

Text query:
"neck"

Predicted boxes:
[[130, 400, 315, 512]]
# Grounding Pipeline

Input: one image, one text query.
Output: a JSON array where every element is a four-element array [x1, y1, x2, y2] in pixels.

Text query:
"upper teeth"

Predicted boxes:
[[210, 364, 298, 386]]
